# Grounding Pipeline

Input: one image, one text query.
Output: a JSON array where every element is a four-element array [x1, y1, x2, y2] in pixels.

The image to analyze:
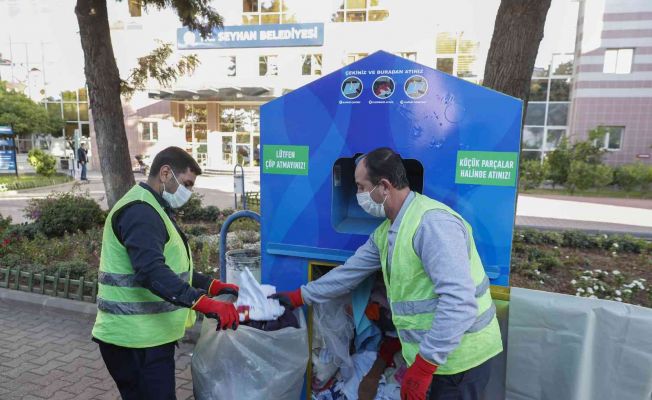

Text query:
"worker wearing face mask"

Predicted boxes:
[[92, 146, 239, 400], [272, 147, 502, 400]]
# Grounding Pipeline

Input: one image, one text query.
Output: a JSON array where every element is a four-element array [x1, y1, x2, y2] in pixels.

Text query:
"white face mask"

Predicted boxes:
[[162, 170, 192, 208], [356, 185, 387, 218]]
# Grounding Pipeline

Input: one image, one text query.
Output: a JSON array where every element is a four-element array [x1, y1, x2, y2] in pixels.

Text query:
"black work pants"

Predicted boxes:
[[429, 356, 493, 400], [96, 339, 177, 400]]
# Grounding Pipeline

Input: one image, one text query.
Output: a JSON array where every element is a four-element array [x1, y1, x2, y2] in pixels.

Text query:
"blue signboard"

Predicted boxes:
[[0, 126, 16, 172], [177, 23, 324, 49], [260, 51, 522, 291]]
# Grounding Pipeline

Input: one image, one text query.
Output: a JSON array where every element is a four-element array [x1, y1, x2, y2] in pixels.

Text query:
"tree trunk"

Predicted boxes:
[[483, 0, 552, 103], [75, 0, 135, 208]]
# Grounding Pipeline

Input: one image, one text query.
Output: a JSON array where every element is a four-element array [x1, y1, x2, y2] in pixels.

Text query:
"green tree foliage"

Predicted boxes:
[[24, 191, 106, 237], [546, 127, 608, 190], [27, 149, 57, 177], [121, 41, 200, 100], [0, 83, 63, 135], [546, 138, 571, 188], [566, 161, 613, 193], [614, 162, 652, 192], [519, 159, 549, 190]]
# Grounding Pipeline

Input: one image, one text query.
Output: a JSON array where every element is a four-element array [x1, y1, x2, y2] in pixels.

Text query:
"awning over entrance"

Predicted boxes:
[[148, 86, 280, 102]]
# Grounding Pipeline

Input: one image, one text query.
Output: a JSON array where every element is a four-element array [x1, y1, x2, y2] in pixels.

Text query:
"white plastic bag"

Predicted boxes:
[[313, 294, 355, 373], [235, 267, 285, 321], [192, 309, 309, 400]]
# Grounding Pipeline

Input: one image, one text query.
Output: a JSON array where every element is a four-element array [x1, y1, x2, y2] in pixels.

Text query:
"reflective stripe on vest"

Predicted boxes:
[[392, 276, 490, 316], [399, 303, 497, 343], [98, 271, 190, 288], [97, 299, 184, 315]]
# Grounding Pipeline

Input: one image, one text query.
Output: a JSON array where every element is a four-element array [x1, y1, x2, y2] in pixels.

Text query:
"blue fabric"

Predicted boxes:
[[352, 275, 381, 352], [80, 163, 87, 180]]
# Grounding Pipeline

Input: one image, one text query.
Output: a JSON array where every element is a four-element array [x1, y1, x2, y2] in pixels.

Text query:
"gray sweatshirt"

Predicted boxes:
[[301, 191, 478, 366]]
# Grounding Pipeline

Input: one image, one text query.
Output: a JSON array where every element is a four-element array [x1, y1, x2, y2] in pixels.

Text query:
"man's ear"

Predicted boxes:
[[380, 178, 392, 195], [159, 165, 171, 181]]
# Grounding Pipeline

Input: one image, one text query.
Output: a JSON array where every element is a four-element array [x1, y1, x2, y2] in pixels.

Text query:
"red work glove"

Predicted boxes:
[[365, 302, 381, 321], [401, 354, 438, 400], [208, 279, 239, 297], [192, 295, 239, 330], [378, 337, 402, 368], [268, 288, 304, 309]]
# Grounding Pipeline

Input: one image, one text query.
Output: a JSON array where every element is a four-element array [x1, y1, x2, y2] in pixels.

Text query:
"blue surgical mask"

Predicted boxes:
[[162, 170, 192, 208], [356, 185, 387, 218]]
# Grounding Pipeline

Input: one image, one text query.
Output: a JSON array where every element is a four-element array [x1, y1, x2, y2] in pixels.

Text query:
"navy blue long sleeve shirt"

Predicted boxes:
[[77, 147, 88, 163], [113, 183, 212, 308]]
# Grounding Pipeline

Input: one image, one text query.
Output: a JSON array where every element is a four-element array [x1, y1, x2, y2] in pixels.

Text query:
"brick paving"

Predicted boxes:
[[0, 299, 197, 400]]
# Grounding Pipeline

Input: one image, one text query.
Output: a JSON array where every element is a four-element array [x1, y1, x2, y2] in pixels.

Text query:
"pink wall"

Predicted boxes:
[[569, 97, 652, 165]]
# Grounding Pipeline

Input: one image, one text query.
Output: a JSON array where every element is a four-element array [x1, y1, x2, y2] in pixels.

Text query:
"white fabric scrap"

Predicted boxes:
[[234, 267, 284, 321]]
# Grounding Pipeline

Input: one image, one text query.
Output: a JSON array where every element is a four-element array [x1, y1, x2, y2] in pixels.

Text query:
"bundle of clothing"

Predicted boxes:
[[311, 273, 403, 400]]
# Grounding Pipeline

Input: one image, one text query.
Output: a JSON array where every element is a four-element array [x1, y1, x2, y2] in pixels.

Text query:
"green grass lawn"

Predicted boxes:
[[523, 187, 652, 199], [0, 173, 73, 191]]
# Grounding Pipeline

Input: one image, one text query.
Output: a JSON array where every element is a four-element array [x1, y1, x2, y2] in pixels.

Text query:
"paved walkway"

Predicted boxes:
[[516, 195, 652, 237], [526, 193, 652, 210], [0, 296, 197, 400]]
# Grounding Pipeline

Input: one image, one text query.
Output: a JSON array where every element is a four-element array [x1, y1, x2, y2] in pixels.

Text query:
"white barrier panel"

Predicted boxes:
[[506, 288, 652, 400]]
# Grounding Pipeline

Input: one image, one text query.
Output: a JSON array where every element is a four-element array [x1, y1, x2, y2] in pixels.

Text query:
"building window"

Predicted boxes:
[[435, 32, 479, 80], [177, 103, 208, 165], [243, 0, 297, 24], [595, 126, 624, 150], [395, 52, 417, 61], [332, 0, 389, 23], [219, 56, 236, 77], [41, 87, 91, 140], [436, 58, 454, 74], [529, 80, 549, 101], [523, 127, 544, 150], [436, 32, 457, 54], [545, 129, 566, 150], [603, 49, 634, 74], [345, 53, 368, 65], [546, 103, 568, 126], [128, 0, 142, 17], [183, 103, 207, 142], [551, 54, 574, 76], [523, 53, 573, 162], [548, 78, 570, 101], [525, 103, 546, 126], [301, 54, 322, 76], [219, 105, 260, 133], [140, 121, 158, 142], [218, 104, 261, 167], [259, 55, 278, 76]]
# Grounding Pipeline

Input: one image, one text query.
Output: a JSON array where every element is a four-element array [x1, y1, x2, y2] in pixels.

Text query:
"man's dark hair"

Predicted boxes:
[[363, 147, 409, 189], [149, 146, 202, 178]]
